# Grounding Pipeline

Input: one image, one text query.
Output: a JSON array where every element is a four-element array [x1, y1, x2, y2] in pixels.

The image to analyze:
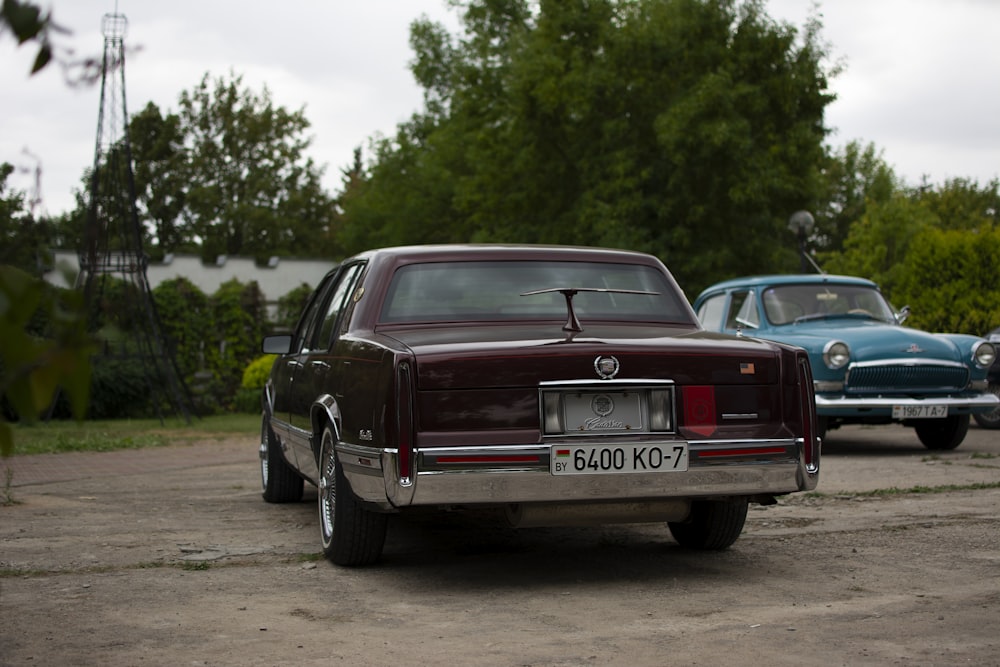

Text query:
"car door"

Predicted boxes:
[[269, 270, 341, 469], [285, 261, 366, 480]]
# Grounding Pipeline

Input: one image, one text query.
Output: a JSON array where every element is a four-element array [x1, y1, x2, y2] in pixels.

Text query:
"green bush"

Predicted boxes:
[[242, 355, 276, 389], [211, 279, 267, 404], [88, 358, 159, 419], [895, 227, 1000, 335], [233, 354, 276, 414], [153, 277, 212, 379]]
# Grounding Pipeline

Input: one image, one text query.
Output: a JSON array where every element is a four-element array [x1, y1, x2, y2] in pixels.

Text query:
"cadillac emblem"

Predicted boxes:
[[904, 343, 924, 354], [591, 394, 614, 417], [594, 355, 620, 380]]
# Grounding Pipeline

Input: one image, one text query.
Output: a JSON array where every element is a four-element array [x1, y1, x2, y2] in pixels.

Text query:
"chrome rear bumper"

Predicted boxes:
[[338, 438, 818, 511]]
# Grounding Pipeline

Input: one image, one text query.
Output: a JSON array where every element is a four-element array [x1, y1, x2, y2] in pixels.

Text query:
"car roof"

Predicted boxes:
[[699, 273, 879, 296], [351, 244, 665, 265]]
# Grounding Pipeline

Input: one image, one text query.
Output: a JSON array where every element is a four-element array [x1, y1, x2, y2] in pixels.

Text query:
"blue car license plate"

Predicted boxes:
[[892, 404, 948, 419]]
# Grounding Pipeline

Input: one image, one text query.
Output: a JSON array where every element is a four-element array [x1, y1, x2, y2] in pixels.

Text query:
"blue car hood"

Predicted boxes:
[[762, 320, 963, 363]]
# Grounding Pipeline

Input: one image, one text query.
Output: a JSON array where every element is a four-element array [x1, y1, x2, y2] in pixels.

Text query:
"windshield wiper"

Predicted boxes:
[[792, 313, 831, 324], [521, 287, 659, 333]]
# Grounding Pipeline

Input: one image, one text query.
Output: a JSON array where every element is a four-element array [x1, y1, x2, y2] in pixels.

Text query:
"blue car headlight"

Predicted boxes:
[[973, 340, 996, 369], [823, 340, 851, 370]]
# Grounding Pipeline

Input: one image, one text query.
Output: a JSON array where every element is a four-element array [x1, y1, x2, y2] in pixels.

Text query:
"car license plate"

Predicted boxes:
[[551, 443, 689, 475], [562, 391, 643, 433], [892, 404, 948, 419]]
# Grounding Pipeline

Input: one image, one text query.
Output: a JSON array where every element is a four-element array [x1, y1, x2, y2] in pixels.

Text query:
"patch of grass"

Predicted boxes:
[[295, 552, 323, 563], [7, 414, 258, 456], [181, 561, 212, 571], [970, 452, 998, 460]]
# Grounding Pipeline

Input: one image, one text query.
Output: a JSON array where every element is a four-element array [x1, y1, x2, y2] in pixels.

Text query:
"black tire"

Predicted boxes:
[[915, 414, 970, 450], [668, 498, 749, 550], [817, 416, 829, 443], [318, 425, 387, 566], [260, 415, 304, 503], [973, 384, 1000, 429]]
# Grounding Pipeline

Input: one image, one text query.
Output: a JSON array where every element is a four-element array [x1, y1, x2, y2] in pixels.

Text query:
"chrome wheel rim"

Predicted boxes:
[[259, 421, 269, 490], [319, 431, 337, 546]]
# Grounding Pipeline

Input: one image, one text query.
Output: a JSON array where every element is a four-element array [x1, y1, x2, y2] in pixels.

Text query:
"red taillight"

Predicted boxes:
[[681, 385, 717, 437], [797, 355, 819, 471], [396, 363, 414, 482]]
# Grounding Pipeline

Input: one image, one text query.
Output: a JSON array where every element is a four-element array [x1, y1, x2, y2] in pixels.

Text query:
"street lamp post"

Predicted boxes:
[[787, 210, 815, 273]]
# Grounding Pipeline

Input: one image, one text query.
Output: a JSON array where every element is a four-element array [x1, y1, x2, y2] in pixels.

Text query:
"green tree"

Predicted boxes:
[[823, 194, 936, 299], [814, 140, 899, 256], [824, 177, 998, 304], [916, 177, 999, 232], [894, 227, 1000, 334], [177, 72, 337, 261], [129, 102, 190, 257], [339, 0, 836, 293], [0, 162, 51, 276]]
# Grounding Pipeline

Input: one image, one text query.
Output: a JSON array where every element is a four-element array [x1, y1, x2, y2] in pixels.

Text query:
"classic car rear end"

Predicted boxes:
[[261, 246, 819, 565]]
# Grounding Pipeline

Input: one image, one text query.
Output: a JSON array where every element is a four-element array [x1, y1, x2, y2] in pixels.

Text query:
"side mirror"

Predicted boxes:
[[262, 335, 293, 355], [896, 305, 910, 324]]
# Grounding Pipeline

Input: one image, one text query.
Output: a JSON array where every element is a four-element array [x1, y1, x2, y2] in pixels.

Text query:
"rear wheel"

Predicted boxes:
[[260, 415, 303, 503], [973, 384, 1000, 429], [915, 414, 970, 450], [318, 425, 387, 566], [668, 498, 749, 550], [817, 416, 829, 443]]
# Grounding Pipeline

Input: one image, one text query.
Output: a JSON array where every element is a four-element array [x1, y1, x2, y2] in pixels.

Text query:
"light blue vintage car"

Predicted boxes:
[[693, 274, 998, 450]]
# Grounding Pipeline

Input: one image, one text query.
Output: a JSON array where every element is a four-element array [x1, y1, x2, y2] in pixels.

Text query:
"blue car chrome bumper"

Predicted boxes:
[[815, 392, 1000, 416]]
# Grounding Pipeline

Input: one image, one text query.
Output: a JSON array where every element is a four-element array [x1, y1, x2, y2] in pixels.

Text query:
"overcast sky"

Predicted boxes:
[[3, 0, 998, 218]]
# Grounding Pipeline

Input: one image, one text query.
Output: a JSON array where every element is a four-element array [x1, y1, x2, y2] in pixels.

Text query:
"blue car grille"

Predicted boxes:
[[845, 363, 969, 394]]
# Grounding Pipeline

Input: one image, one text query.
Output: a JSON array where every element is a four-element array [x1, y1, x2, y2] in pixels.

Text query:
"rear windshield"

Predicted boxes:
[[379, 260, 693, 325]]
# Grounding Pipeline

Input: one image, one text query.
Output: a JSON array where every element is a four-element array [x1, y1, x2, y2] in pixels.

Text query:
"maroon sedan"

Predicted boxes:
[[260, 245, 819, 565]]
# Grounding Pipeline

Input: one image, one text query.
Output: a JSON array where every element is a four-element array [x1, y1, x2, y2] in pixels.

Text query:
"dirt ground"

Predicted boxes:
[[1, 423, 998, 667]]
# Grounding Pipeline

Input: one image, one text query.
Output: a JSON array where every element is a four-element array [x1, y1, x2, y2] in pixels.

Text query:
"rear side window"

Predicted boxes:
[[379, 260, 693, 325]]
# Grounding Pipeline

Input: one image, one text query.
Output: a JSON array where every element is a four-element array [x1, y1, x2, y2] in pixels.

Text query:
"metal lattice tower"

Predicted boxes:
[[77, 13, 192, 422]]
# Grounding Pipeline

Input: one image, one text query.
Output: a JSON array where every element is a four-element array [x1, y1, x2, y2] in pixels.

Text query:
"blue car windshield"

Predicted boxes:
[[380, 260, 694, 325], [762, 284, 897, 325]]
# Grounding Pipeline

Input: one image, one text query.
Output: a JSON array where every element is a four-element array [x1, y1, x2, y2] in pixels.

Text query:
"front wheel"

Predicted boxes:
[[668, 498, 749, 550], [973, 384, 1000, 429], [914, 414, 970, 450], [318, 425, 388, 566]]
